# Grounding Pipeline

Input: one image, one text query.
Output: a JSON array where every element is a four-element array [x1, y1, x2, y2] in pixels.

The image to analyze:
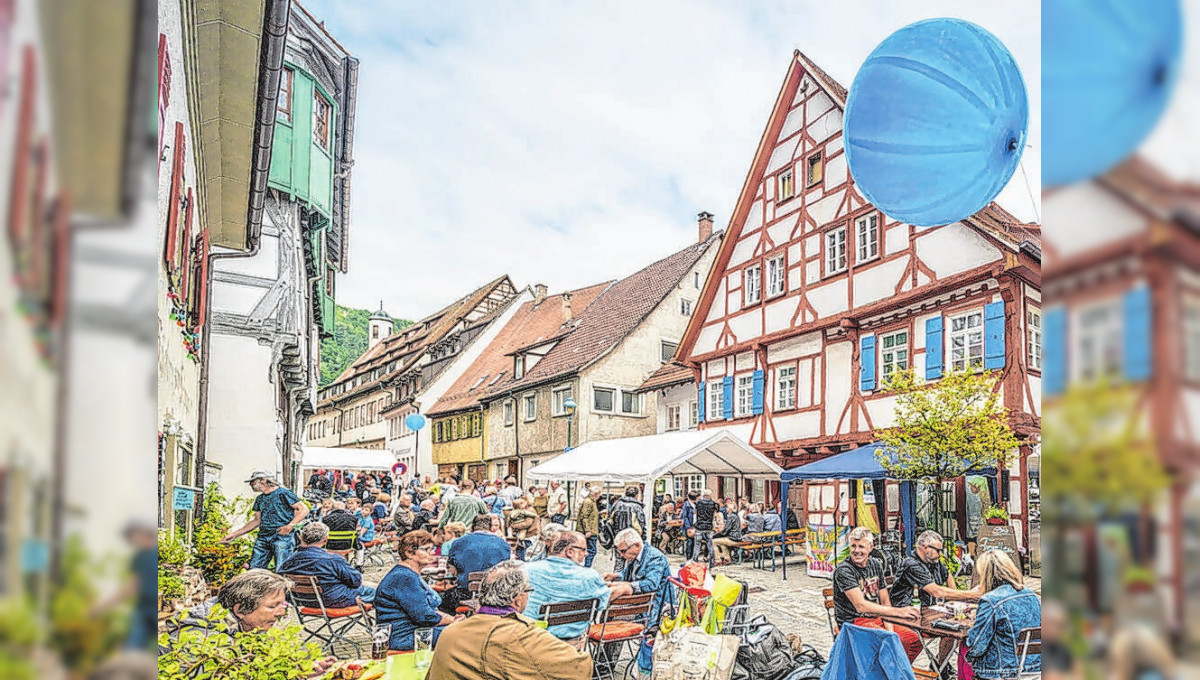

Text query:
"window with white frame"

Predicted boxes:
[[1074, 301, 1122, 380], [593, 387, 615, 413], [708, 380, 724, 420], [736, 374, 754, 417], [778, 169, 795, 201], [776, 365, 796, 409], [514, 356, 525, 379], [661, 341, 679, 363], [680, 299, 693, 316], [689, 401, 698, 427], [551, 385, 573, 416], [522, 393, 537, 421], [621, 391, 640, 415], [949, 310, 985, 372], [856, 213, 879, 263], [1027, 308, 1042, 371], [744, 264, 762, 305], [666, 405, 681, 431], [880, 330, 909, 379], [826, 226, 847, 274], [767, 255, 786, 298]]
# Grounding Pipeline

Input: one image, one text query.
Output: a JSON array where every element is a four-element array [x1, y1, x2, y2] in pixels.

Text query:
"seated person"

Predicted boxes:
[[428, 560, 592, 680], [344, 497, 376, 542], [524, 522, 566, 563], [712, 508, 744, 565], [890, 530, 980, 666], [413, 497, 437, 534], [441, 521, 468, 554], [966, 550, 1041, 678], [832, 527, 922, 663], [371, 493, 391, 523], [762, 505, 782, 533], [1041, 601, 1081, 680], [442, 514, 513, 613], [603, 528, 672, 676], [744, 503, 766, 536], [375, 530, 459, 651], [523, 531, 611, 648], [318, 499, 360, 553], [278, 523, 376, 608]]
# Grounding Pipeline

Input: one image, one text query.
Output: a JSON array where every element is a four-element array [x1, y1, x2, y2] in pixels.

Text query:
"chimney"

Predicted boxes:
[[561, 292, 573, 324], [697, 211, 714, 243], [533, 283, 548, 303]]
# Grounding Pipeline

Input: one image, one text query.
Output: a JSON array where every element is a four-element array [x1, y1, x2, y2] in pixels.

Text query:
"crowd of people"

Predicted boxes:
[[162, 468, 1044, 679]]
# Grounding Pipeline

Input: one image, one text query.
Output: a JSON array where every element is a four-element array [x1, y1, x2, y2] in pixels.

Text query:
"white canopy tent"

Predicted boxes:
[[526, 429, 783, 543], [301, 446, 397, 472]]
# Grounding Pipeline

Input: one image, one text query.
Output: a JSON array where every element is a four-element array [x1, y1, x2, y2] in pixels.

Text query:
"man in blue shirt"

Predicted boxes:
[[763, 505, 783, 533], [442, 514, 512, 613], [222, 470, 309, 571], [523, 531, 610, 647], [604, 528, 673, 676], [279, 523, 376, 608]]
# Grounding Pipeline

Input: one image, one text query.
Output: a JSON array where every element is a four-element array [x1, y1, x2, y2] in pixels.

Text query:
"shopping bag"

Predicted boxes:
[[660, 591, 694, 635], [651, 628, 740, 680]]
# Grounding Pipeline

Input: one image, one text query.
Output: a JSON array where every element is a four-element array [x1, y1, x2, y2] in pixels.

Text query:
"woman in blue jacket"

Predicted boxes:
[[966, 550, 1041, 678], [375, 530, 459, 650]]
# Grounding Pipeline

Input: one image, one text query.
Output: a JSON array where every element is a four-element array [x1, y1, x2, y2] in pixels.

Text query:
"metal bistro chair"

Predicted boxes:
[[454, 571, 488, 616], [283, 573, 375, 657], [324, 530, 358, 556], [361, 530, 398, 568], [1016, 626, 1042, 678], [538, 598, 599, 640], [822, 587, 838, 640], [587, 592, 655, 680]]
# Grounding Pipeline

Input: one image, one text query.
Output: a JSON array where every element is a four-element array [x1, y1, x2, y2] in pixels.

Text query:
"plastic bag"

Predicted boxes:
[[733, 615, 796, 680], [652, 628, 740, 680], [660, 590, 694, 635]]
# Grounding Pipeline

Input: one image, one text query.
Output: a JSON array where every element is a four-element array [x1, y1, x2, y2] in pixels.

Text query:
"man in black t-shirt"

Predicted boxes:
[[890, 530, 982, 668], [307, 469, 333, 497], [831, 526, 922, 663]]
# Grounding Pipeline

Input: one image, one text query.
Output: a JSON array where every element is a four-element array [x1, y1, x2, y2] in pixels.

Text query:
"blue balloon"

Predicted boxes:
[[404, 413, 427, 431], [844, 18, 1028, 227], [1043, 0, 1181, 187]]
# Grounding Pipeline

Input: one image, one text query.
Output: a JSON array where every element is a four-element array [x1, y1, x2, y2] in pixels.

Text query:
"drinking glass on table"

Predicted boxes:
[[371, 623, 391, 660], [414, 627, 433, 669]]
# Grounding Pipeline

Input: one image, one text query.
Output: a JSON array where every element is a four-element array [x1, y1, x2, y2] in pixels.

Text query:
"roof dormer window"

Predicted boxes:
[[514, 356, 525, 379]]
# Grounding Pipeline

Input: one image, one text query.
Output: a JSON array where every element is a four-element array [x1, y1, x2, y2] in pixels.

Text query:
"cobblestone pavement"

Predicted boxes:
[[288, 546, 1040, 670]]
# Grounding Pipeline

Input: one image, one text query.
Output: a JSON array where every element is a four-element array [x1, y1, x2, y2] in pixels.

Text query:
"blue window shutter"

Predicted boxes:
[[925, 316, 944, 379], [860, 334, 877, 391], [751, 370, 765, 414], [722, 376, 734, 419], [1124, 286, 1153, 381], [696, 382, 706, 423], [984, 301, 1006, 370], [1044, 307, 1067, 395]]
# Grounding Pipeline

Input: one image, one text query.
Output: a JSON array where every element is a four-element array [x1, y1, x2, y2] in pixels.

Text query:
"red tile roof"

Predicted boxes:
[[636, 361, 694, 393], [428, 282, 612, 416], [319, 275, 518, 406], [1097, 154, 1200, 219], [479, 233, 722, 398]]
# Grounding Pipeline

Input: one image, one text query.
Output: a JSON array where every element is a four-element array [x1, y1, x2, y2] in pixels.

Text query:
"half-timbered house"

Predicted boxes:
[[677, 51, 1042, 550]]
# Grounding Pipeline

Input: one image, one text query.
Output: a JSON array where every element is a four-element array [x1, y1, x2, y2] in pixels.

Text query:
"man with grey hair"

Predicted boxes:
[[604, 528, 672, 676], [524, 521, 566, 562], [278, 522, 376, 608], [428, 560, 593, 679], [832, 526, 922, 663], [890, 530, 981, 668], [523, 531, 611, 647]]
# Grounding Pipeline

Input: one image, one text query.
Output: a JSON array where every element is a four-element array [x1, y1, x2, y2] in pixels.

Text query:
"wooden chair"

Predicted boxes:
[[822, 587, 838, 639], [538, 598, 599, 634], [588, 592, 655, 680], [1016, 626, 1041, 678], [283, 573, 374, 657], [454, 571, 488, 616]]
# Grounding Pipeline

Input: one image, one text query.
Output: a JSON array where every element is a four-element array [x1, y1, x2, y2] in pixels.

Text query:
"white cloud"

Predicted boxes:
[[302, 0, 1041, 319]]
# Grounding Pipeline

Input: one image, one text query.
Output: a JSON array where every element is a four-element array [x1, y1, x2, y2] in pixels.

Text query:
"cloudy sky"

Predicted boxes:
[[303, 1, 1041, 320]]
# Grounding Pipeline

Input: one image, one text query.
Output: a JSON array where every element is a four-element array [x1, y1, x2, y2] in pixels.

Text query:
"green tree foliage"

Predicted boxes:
[[1041, 380, 1167, 517], [158, 605, 324, 680], [193, 484, 253, 589], [319, 304, 412, 387], [877, 368, 1021, 481], [49, 537, 126, 676]]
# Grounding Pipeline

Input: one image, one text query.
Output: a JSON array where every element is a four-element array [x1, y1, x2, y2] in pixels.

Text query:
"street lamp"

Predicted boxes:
[[564, 397, 577, 449]]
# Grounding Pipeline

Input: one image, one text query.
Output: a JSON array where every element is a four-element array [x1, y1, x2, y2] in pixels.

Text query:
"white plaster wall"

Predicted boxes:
[[809, 110, 842, 143], [206, 334, 280, 493], [915, 223, 1001, 278], [864, 395, 899, 430], [655, 383, 699, 433], [853, 256, 908, 308], [808, 191, 842, 227], [885, 225, 909, 257], [806, 92, 834, 122], [766, 332, 821, 363], [823, 154, 848, 192], [217, 234, 279, 279], [726, 309, 762, 343], [823, 340, 852, 432], [779, 105, 805, 141], [211, 277, 267, 316], [694, 323, 722, 355], [772, 410, 822, 442], [729, 236, 757, 268], [807, 278, 849, 318], [1043, 182, 1147, 258], [764, 295, 799, 335]]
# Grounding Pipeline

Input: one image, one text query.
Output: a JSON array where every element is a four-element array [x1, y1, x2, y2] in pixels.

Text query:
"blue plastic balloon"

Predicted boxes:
[[404, 413, 427, 431], [1043, 0, 1181, 187], [843, 18, 1028, 227]]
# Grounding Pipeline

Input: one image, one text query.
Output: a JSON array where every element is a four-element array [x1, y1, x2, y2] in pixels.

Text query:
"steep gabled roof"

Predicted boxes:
[[1096, 154, 1200, 220], [636, 361, 694, 393], [427, 282, 611, 416], [480, 233, 722, 399], [320, 275, 517, 405]]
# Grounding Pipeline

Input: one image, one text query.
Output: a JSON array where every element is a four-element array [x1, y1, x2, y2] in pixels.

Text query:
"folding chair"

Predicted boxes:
[[361, 531, 397, 568], [587, 592, 654, 680], [454, 571, 488, 616], [1016, 626, 1041, 678], [283, 573, 375, 657], [538, 598, 599, 640], [822, 586, 838, 639], [325, 530, 357, 555]]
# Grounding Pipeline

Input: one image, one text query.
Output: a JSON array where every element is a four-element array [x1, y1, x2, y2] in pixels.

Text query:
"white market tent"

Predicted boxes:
[[301, 446, 396, 472], [526, 429, 783, 543]]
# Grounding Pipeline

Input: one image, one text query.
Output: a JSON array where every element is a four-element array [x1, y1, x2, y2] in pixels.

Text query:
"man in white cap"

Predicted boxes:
[[222, 470, 309, 571]]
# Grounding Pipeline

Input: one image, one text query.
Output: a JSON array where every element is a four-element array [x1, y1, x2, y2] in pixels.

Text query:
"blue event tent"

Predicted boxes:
[[778, 442, 995, 580]]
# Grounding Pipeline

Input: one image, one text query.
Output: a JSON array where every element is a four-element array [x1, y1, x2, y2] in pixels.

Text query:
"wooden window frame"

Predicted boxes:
[[825, 225, 847, 276], [855, 212, 879, 264], [778, 168, 795, 202], [948, 309, 986, 373], [666, 405, 681, 431], [806, 151, 824, 187], [879, 328, 910, 380], [593, 386, 616, 413], [503, 400, 514, 426], [766, 254, 786, 298], [776, 365, 796, 410], [313, 91, 331, 149], [522, 392, 537, 422], [707, 380, 724, 421], [744, 263, 762, 306], [551, 385, 572, 417], [277, 67, 294, 123], [1027, 307, 1043, 373], [660, 340, 679, 364], [735, 374, 754, 418]]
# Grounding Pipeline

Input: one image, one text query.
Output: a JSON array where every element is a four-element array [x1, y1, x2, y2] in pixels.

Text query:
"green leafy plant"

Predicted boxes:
[[160, 528, 193, 569], [160, 568, 187, 605], [0, 597, 40, 680], [193, 484, 253, 589], [158, 606, 324, 680], [48, 537, 126, 677], [983, 506, 1009, 524]]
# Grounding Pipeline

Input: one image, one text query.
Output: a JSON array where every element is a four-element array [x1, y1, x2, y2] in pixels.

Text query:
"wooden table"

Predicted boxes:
[[880, 607, 975, 676], [742, 529, 805, 571]]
